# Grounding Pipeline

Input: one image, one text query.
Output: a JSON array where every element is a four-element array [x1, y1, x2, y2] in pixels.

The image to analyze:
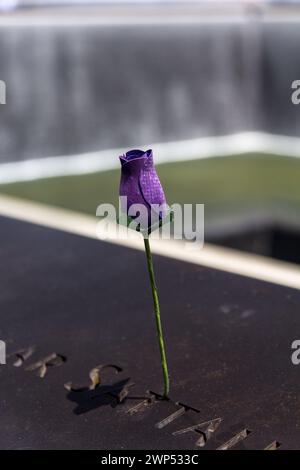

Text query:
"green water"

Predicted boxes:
[[1, 153, 300, 224]]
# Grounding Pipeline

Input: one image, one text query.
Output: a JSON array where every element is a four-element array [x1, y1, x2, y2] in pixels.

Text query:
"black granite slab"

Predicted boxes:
[[0, 215, 300, 450]]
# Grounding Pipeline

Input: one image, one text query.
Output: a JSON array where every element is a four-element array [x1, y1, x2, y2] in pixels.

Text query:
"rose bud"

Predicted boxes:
[[119, 149, 168, 231], [118, 148, 170, 397]]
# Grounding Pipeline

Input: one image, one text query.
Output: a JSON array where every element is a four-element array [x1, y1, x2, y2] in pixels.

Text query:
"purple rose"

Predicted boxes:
[[119, 149, 168, 230]]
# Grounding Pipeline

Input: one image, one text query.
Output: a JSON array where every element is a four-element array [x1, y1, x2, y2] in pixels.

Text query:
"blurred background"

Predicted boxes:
[[1, 0, 300, 264]]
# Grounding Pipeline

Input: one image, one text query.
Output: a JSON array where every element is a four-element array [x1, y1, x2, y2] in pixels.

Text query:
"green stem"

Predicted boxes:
[[143, 237, 170, 398]]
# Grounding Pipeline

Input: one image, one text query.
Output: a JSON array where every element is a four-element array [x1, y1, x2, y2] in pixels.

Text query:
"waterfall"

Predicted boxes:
[[0, 18, 296, 163]]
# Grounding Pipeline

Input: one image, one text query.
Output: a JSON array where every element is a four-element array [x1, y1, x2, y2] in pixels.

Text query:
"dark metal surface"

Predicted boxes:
[[0, 215, 300, 449]]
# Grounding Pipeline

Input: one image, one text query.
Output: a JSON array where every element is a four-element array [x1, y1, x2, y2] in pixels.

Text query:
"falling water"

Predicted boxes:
[[0, 18, 298, 163]]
